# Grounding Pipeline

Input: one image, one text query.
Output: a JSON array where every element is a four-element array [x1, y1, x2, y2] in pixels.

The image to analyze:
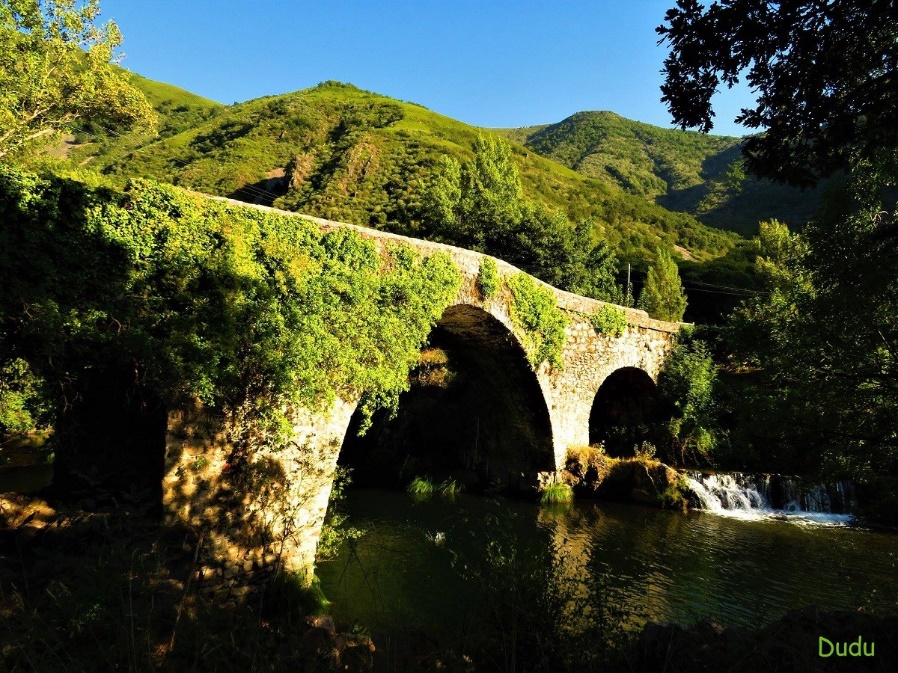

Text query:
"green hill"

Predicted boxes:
[[68, 70, 224, 168], [497, 111, 822, 236], [64, 80, 735, 265], [123, 72, 225, 137]]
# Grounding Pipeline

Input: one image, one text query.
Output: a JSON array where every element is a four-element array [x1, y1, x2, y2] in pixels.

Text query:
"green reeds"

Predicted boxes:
[[407, 476, 463, 500], [540, 482, 574, 505]]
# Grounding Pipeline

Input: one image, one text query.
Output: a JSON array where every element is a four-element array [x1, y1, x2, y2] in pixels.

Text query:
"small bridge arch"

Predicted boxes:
[[589, 366, 660, 456]]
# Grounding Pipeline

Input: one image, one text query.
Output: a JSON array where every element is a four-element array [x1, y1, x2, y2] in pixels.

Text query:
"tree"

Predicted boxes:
[[421, 133, 623, 302], [459, 133, 523, 240], [659, 1, 898, 517], [658, 329, 718, 464], [640, 249, 687, 321], [0, 0, 156, 160], [657, 0, 898, 188]]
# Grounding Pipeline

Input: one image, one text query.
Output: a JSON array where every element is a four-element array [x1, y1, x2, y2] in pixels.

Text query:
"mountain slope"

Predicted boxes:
[[123, 72, 224, 138], [68, 81, 736, 263], [497, 111, 822, 236], [67, 70, 224, 168]]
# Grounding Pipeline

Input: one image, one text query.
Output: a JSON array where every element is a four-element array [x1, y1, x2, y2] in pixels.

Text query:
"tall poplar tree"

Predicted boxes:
[[421, 133, 622, 302], [640, 249, 687, 322]]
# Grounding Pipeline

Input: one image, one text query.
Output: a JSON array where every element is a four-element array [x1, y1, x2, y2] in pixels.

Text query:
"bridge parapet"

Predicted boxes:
[[209, 196, 681, 335]]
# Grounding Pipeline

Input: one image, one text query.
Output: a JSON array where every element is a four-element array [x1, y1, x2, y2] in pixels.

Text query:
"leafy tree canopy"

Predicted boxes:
[[657, 0, 898, 188], [640, 248, 688, 322], [0, 0, 156, 159], [422, 133, 622, 302]]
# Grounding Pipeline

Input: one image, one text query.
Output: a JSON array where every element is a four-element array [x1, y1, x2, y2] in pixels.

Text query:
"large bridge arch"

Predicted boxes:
[[339, 303, 555, 490]]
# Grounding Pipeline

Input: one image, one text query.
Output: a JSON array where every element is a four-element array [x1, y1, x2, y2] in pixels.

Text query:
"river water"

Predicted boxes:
[[317, 489, 898, 641]]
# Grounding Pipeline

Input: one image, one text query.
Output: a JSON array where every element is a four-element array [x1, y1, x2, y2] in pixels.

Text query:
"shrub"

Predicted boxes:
[[478, 256, 500, 299], [634, 441, 657, 461], [658, 329, 718, 463], [506, 273, 568, 369], [0, 358, 50, 435], [590, 305, 628, 337]]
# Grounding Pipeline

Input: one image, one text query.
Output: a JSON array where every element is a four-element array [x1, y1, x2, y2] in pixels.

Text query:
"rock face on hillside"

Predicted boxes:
[[561, 445, 690, 510]]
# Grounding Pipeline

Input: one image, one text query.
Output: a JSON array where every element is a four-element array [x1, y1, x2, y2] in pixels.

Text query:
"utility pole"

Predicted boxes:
[[626, 263, 631, 306]]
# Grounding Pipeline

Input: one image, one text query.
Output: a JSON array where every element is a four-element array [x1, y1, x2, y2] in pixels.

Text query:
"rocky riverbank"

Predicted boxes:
[[559, 445, 691, 510]]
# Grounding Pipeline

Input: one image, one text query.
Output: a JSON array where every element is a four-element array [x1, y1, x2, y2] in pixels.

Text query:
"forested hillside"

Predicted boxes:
[[60, 80, 736, 265], [498, 111, 823, 236]]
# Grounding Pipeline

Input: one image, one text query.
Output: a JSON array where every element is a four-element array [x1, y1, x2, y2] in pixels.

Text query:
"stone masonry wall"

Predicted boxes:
[[543, 318, 676, 467], [163, 397, 357, 591]]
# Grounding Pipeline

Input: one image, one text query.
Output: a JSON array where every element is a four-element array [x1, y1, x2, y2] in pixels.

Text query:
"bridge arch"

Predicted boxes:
[[588, 366, 660, 457], [339, 303, 555, 490]]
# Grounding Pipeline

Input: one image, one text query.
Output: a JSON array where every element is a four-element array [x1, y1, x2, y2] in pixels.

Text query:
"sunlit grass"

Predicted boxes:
[[407, 476, 436, 498], [438, 478, 462, 498], [540, 482, 574, 505]]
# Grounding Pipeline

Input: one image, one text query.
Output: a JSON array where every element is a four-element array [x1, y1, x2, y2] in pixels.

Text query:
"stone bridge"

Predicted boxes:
[[161, 198, 680, 589]]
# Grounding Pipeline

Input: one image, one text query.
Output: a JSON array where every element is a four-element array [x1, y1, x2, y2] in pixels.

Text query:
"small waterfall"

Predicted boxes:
[[683, 471, 856, 525]]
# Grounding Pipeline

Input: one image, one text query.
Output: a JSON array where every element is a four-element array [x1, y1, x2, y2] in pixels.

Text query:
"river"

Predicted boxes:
[[317, 488, 898, 644]]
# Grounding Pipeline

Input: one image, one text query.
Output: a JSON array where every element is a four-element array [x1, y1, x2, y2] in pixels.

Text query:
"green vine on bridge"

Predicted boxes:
[[589, 305, 628, 338], [0, 166, 462, 451], [505, 273, 567, 369], [478, 256, 500, 299]]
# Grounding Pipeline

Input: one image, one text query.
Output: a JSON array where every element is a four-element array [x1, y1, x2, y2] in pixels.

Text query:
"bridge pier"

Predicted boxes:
[[162, 397, 356, 589]]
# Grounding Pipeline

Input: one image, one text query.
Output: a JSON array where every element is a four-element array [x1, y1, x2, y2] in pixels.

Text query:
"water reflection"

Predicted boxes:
[[318, 489, 898, 637]]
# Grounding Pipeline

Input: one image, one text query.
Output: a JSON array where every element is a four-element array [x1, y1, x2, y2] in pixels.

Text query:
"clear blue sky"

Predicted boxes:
[[102, 0, 753, 137]]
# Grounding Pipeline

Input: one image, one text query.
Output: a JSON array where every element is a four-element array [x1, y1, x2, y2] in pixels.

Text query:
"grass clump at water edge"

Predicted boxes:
[[438, 478, 462, 498], [540, 482, 574, 504], [407, 476, 462, 500], [407, 476, 436, 498]]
